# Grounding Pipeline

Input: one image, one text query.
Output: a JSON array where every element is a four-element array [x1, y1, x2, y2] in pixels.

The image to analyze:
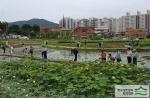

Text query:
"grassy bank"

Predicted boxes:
[[0, 59, 150, 98], [1, 39, 150, 52]]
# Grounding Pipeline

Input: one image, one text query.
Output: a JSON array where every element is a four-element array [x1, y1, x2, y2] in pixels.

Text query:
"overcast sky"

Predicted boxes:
[[0, 0, 150, 23]]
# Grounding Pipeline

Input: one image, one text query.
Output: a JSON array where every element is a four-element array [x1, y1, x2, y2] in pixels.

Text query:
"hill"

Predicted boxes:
[[10, 18, 59, 29]]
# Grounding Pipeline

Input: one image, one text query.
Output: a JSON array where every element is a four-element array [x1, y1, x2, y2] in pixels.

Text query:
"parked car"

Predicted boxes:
[[19, 36, 29, 40], [122, 38, 128, 41]]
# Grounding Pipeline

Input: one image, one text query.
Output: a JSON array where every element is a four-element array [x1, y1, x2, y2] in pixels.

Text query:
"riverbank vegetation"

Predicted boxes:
[[0, 59, 150, 98]]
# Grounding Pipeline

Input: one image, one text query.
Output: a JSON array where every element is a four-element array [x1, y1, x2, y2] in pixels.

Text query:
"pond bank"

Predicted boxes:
[[12, 43, 150, 52], [47, 45, 150, 52]]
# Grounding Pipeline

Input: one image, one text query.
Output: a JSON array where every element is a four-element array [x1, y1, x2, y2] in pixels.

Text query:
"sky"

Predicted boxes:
[[0, 0, 150, 23]]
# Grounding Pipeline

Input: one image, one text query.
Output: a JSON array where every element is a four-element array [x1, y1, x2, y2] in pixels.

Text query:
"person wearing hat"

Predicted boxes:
[[132, 49, 139, 65], [100, 49, 106, 61]]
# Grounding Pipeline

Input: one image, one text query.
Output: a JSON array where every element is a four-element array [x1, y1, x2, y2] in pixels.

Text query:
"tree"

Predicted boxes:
[[32, 24, 40, 37], [0, 21, 8, 35], [32, 24, 40, 33], [21, 24, 32, 36], [8, 25, 20, 34]]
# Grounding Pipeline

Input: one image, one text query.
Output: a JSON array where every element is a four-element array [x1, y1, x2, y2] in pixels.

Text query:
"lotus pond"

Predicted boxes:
[[0, 59, 150, 98]]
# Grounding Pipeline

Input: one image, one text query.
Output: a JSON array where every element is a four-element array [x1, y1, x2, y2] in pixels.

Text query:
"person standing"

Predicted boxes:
[[100, 49, 106, 61], [115, 50, 122, 63], [127, 48, 132, 64], [107, 53, 113, 61], [23, 46, 28, 55], [132, 49, 139, 65], [2, 45, 6, 54], [42, 46, 48, 59], [46, 40, 48, 46], [42, 50, 44, 58], [29, 46, 34, 57], [72, 48, 79, 61], [9, 45, 14, 54], [77, 41, 81, 48]]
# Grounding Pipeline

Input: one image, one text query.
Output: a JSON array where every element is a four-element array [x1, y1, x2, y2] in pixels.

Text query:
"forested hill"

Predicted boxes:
[[10, 18, 59, 29]]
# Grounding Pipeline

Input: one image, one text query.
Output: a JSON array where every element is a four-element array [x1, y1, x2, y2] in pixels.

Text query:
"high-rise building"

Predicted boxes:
[[129, 15, 136, 29], [59, 17, 75, 30], [59, 10, 150, 36], [95, 18, 111, 35], [111, 18, 118, 33], [115, 10, 150, 35], [78, 19, 89, 27], [88, 17, 98, 27], [146, 10, 150, 35]]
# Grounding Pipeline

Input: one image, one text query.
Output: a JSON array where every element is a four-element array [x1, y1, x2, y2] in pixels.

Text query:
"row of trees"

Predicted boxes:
[[0, 21, 40, 38], [8, 24, 40, 37], [0, 21, 8, 34], [0, 21, 72, 39]]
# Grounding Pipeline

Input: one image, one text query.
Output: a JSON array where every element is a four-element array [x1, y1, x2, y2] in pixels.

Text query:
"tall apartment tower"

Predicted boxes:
[[59, 17, 75, 30], [78, 19, 89, 27], [114, 10, 150, 36], [88, 18, 98, 27], [146, 10, 150, 35]]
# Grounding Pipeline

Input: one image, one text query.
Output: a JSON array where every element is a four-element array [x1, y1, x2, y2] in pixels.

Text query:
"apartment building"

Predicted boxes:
[[88, 18, 98, 27], [95, 18, 111, 35], [59, 17, 75, 30], [59, 17, 111, 28], [78, 19, 89, 27], [115, 10, 150, 35], [59, 10, 150, 37]]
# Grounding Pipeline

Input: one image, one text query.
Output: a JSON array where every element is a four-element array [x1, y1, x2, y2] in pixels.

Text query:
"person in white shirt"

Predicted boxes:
[[77, 41, 81, 48], [23, 46, 28, 55], [9, 45, 14, 54]]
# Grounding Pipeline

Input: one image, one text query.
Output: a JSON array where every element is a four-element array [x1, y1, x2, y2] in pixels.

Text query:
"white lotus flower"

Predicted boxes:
[[7, 87, 10, 90], [112, 76, 116, 79], [99, 73, 103, 75], [25, 94, 28, 97], [22, 89, 26, 92]]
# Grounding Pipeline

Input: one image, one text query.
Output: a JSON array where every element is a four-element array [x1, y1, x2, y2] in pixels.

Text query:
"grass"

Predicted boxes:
[[1, 38, 150, 51]]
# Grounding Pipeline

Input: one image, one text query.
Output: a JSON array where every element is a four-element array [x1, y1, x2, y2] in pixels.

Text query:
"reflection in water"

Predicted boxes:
[[0, 56, 20, 62], [0, 46, 149, 68]]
